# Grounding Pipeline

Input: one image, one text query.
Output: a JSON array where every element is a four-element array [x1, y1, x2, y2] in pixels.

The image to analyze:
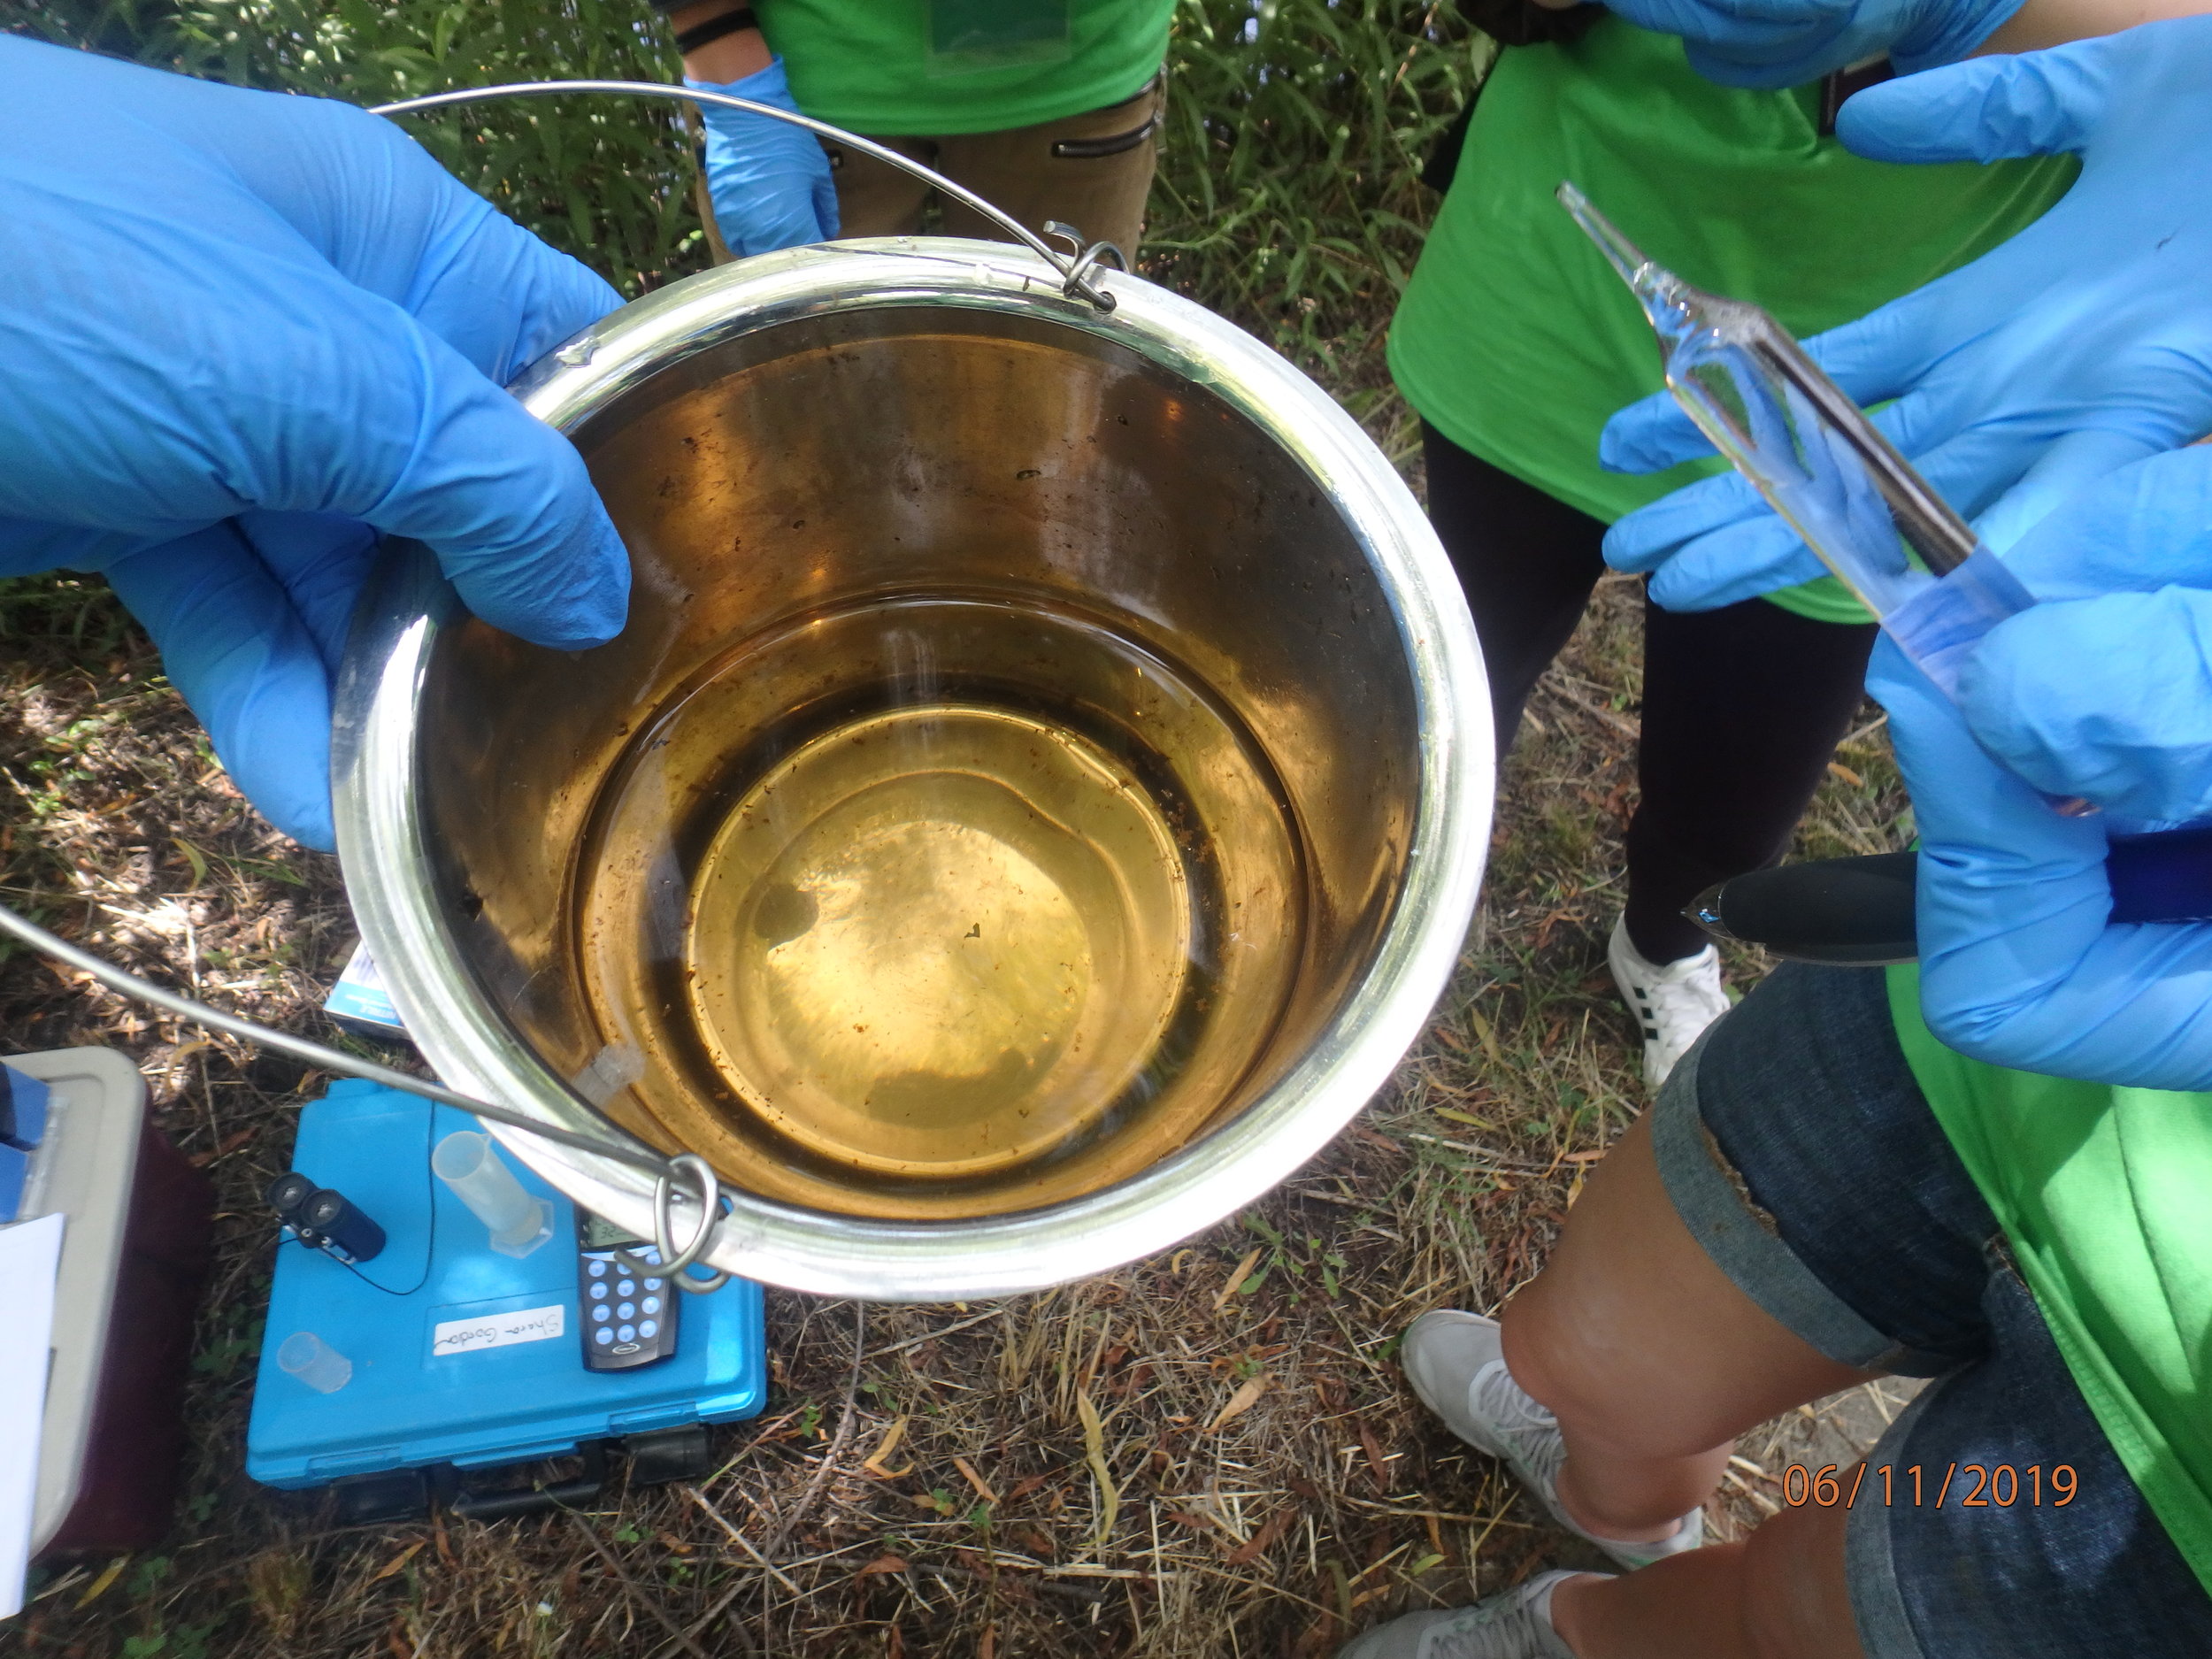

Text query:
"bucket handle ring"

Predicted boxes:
[[611, 1153, 732, 1294], [0, 899, 746, 1288], [370, 80, 1124, 311]]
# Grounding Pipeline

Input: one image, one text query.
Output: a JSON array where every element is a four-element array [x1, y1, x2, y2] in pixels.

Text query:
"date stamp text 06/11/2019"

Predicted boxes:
[[1774, 1463, 2078, 1509]]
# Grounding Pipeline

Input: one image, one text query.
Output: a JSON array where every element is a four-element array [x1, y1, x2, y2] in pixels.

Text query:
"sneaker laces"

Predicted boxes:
[[1465, 1358, 1568, 1501], [1624, 951, 1727, 1033], [1465, 1358, 1697, 1564]]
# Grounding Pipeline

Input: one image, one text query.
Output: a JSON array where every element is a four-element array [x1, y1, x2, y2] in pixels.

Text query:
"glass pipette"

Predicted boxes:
[[1556, 180, 2036, 700], [1559, 182, 2212, 927]]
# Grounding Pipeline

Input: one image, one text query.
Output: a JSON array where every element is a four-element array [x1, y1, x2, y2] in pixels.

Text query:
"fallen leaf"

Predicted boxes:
[[1210, 1372, 1269, 1432], [1076, 1389, 1120, 1547], [951, 1455, 999, 1505], [1468, 1005, 1504, 1065], [1164, 1509, 1216, 1532], [1212, 1248, 1263, 1313], [1006, 1473, 1050, 1502], [188, 1126, 257, 1169], [1225, 1509, 1294, 1567], [74, 1555, 129, 1609], [862, 1414, 911, 1478], [171, 836, 209, 887], [370, 1540, 426, 1584], [854, 1555, 910, 1580], [1355, 1419, 1390, 1490]]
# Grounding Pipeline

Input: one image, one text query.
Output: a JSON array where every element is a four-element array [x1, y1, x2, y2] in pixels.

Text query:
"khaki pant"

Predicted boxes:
[[824, 77, 1162, 259]]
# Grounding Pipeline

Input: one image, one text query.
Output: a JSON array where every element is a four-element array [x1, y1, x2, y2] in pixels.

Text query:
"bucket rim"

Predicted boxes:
[[334, 238, 1495, 1300]]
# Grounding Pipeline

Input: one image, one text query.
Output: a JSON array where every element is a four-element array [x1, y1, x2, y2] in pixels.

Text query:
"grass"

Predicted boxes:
[[0, 3, 1912, 1655]]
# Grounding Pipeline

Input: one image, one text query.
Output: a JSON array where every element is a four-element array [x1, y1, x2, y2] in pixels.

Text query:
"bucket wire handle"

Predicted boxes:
[[0, 898, 734, 1291], [368, 80, 1121, 312]]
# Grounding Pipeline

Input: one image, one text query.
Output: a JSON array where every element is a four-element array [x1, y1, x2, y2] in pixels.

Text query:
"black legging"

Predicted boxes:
[[1424, 422, 1878, 964]]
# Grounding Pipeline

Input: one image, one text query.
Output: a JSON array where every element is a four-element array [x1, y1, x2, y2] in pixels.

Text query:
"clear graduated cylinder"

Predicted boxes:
[[1555, 181, 2037, 699], [433, 1131, 555, 1258]]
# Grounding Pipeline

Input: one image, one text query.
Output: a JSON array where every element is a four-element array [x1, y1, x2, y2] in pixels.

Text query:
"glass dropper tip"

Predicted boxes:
[[1555, 180, 1653, 292], [1555, 179, 1701, 352]]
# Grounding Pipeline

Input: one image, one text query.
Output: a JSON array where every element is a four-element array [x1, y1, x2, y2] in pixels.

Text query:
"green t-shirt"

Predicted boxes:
[[1887, 965, 2212, 1597], [1388, 21, 2076, 625], [756, 0, 1173, 136]]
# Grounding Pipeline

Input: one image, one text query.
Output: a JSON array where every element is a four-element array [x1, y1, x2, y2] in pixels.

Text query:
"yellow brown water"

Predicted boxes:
[[572, 592, 1309, 1220]]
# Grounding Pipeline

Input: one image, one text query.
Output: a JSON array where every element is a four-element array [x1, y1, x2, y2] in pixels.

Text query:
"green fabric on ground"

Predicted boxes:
[[756, 0, 1171, 135], [1387, 20, 2076, 625], [1887, 964, 2212, 1598]]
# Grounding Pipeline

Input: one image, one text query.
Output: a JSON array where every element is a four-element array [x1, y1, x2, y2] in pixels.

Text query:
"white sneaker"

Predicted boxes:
[[1606, 917, 1730, 1088], [1335, 1571, 1591, 1659], [1400, 1310, 1704, 1571]]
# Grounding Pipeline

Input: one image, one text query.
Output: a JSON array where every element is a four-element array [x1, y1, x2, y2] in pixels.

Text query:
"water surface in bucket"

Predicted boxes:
[[574, 593, 1308, 1219]]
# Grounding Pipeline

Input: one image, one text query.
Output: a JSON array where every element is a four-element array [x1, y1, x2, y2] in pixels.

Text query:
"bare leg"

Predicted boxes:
[[1551, 1501, 1866, 1659], [1501, 1111, 1879, 1540]]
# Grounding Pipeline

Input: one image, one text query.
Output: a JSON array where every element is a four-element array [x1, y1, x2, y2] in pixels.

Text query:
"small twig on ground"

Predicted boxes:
[[572, 1515, 716, 1659], [686, 1486, 801, 1593], [650, 1578, 760, 1659], [1535, 676, 1640, 741], [767, 1300, 867, 1554], [867, 1305, 1003, 1357]]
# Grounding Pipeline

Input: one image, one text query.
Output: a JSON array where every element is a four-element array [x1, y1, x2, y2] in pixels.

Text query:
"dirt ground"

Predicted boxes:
[[0, 552, 1911, 1657]]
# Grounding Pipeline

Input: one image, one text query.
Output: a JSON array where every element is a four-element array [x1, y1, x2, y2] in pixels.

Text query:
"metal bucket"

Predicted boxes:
[[334, 238, 1491, 1300]]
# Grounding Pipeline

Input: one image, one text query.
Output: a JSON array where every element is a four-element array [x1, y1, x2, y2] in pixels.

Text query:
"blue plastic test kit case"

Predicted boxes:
[[247, 1080, 765, 1489]]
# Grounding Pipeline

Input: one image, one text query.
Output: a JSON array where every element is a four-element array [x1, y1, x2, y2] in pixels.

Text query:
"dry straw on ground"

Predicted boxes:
[[0, 5, 1913, 1654]]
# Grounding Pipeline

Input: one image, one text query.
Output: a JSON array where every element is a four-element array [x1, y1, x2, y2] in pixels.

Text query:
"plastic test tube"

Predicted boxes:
[[433, 1130, 555, 1257], [278, 1331, 354, 1394]]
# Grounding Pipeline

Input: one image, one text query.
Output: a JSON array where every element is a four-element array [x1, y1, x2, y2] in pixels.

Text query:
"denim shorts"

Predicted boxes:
[[1653, 962, 2212, 1659]]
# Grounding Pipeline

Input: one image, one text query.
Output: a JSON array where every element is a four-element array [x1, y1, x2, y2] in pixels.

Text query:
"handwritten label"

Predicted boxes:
[[431, 1302, 565, 1357]]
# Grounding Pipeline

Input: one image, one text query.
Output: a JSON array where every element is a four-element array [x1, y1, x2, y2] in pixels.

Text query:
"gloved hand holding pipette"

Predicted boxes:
[[1601, 20, 2212, 611], [1872, 450, 2212, 1089], [0, 39, 630, 852], [1958, 448, 2212, 826], [687, 56, 841, 257], [1588, 0, 2023, 88]]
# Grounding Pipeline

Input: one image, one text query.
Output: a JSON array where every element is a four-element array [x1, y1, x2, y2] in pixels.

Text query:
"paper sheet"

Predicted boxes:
[[0, 1214, 63, 1619]]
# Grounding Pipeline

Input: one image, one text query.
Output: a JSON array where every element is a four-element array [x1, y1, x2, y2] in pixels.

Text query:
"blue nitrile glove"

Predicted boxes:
[[1601, 23, 2212, 611], [1599, 0, 2022, 88], [1956, 449, 2212, 826], [0, 39, 629, 851], [1874, 647, 2212, 1091], [689, 58, 840, 257]]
